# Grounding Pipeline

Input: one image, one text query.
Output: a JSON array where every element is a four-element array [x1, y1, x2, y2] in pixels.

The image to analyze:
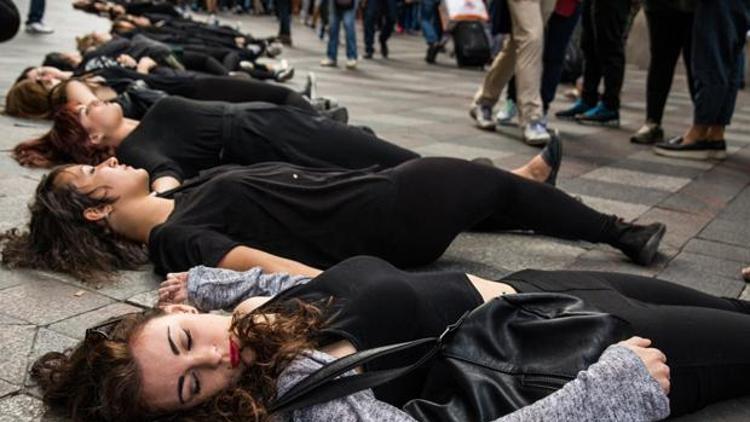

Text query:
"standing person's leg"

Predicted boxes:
[[25, 0, 52, 34], [420, 0, 440, 62], [654, 0, 748, 159], [363, 0, 380, 57], [556, 0, 597, 119], [575, 0, 628, 126], [325, 1, 342, 63], [277, 0, 293, 45], [631, 9, 686, 144], [511, 0, 555, 143], [379, 0, 397, 56], [342, 1, 358, 64], [540, 6, 582, 114], [471, 24, 519, 130], [383, 157, 664, 267]]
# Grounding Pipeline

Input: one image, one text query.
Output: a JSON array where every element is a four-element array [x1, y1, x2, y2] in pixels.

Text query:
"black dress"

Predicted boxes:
[[115, 96, 418, 182]]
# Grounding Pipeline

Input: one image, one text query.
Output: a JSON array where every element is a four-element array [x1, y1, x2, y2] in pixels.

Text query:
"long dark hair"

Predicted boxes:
[[0, 165, 147, 280], [13, 103, 113, 167], [32, 300, 327, 422]]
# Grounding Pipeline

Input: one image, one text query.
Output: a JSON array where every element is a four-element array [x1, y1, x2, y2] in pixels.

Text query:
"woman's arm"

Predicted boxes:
[[64, 80, 100, 105], [218, 246, 322, 278], [278, 342, 670, 422], [159, 265, 313, 311]]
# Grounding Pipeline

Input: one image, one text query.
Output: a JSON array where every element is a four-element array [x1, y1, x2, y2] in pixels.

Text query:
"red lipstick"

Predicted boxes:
[[229, 338, 240, 368]]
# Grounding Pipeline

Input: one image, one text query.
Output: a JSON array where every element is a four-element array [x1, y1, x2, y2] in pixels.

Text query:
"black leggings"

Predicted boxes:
[[505, 270, 750, 417], [174, 76, 315, 112], [180, 51, 230, 76], [645, 9, 694, 124], [382, 158, 616, 266]]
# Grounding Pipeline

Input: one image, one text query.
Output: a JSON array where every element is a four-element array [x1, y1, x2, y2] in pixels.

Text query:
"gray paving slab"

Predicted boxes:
[[48, 302, 143, 340], [657, 253, 746, 298], [0, 324, 35, 384], [699, 218, 750, 248], [0, 379, 20, 399], [683, 238, 750, 263], [0, 276, 112, 325]]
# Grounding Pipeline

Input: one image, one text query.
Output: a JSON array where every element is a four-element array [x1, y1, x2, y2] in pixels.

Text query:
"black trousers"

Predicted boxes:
[[506, 270, 750, 417], [383, 158, 616, 267], [580, 0, 630, 110], [180, 51, 230, 76], [178, 77, 315, 112], [691, 0, 749, 125], [645, 9, 694, 125]]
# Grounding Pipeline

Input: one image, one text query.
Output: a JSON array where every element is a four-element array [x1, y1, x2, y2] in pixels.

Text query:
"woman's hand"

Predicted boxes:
[[158, 272, 189, 306], [137, 56, 158, 74], [116, 54, 137, 68], [618, 336, 670, 395]]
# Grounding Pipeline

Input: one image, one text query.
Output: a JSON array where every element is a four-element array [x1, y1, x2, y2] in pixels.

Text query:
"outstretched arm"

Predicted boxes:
[[219, 246, 322, 277]]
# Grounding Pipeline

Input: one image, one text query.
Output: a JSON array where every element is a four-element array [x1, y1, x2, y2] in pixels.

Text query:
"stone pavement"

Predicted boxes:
[[0, 0, 749, 420]]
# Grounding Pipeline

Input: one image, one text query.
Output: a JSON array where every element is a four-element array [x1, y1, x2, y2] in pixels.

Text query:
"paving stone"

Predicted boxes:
[[0, 277, 112, 325], [567, 248, 670, 277], [48, 302, 143, 340], [657, 254, 746, 297], [0, 324, 35, 384], [126, 289, 160, 308], [700, 218, 750, 248], [636, 207, 714, 250], [414, 142, 515, 161], [444, 232, 588, 272], [0, 394, 49, 422], [626, 150, 716, 170], [581, 167, 692, 192], [29, 329, 78, 362], [683, 238, 750, 263], [0, 267, 37, 291], [577, 195, 650, 221], [54, 268, 161, 301], [0, 379, 20, 399], [558, 178, 670, 207]]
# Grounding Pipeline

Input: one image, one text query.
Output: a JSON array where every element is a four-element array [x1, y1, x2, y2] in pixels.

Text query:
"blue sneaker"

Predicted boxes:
[[576, 102, 620, 128], [555, 99, 594, 120]]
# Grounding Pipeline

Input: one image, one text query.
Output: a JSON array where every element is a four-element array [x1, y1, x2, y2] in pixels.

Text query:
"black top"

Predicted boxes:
[[116, 96, 384, 183], [149, 164, 396, 275], [266, 256, 483, 406]]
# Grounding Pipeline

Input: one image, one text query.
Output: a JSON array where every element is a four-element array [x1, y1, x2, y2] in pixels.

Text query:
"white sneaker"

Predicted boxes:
[[495, 99, 517, 126], [320, 57, 337, 67], [345, 59, 358, 69], [26, 22, 54, 34], [523, 120, 551, 146], [469, 104, 496, 131]]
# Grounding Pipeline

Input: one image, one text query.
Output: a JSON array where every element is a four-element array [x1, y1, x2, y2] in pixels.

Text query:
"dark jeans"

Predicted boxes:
[[507, 270, 750, 417], [645, 9, 694, 125], [26, 0, 44, 24], [507, 7, 582, 113], [276, 0, 291, 35], [580, 0, 630, 110], [364, 0, 397, 53], [385, 158, 615, 267], [691, 0, 750, 126]]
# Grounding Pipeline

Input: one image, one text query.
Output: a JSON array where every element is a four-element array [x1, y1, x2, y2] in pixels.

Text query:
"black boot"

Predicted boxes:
[[425, 43, 439, 64], [607, 219, 666, 266]]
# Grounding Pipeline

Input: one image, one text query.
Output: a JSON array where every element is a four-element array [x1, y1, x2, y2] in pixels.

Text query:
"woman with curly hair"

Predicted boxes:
[[32, 255, 750, 421]]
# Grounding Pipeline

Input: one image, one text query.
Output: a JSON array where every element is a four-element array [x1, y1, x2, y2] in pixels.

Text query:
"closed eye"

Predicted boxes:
[[183, 328, 192, 350]]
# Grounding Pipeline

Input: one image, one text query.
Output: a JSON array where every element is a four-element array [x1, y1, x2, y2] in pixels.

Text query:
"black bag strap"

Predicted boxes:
[[269, 311, 470, 415], [269, 337, 437, 415]]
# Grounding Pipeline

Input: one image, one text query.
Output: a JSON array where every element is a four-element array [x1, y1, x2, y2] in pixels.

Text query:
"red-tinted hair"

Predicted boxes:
[[13, 103, 113, 168]]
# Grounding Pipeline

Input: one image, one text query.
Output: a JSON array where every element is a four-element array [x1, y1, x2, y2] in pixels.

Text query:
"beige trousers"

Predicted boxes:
[[473, 0, 557, 126]]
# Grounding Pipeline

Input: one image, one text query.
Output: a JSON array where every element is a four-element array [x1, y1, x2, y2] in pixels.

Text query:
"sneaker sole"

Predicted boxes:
[[652, 147, 727, 160], [636, 224, 666, 266], [523, 136, 550, 147], [576, 119, 620, 128], [469, 109, 496, 131]]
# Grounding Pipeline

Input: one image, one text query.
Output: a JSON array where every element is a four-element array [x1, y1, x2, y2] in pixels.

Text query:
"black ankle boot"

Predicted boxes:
[[607, 219, 666, 266]]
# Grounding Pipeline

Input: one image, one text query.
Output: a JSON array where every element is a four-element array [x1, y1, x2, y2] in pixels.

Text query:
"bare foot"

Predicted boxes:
[[743, 266, 750, 282], [682, 125, 709, 145], [512, 155, 551, 183]]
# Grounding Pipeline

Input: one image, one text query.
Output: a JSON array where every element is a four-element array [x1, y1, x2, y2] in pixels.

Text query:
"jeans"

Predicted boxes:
[[26, 0, 44, 24], [644, 9, 694, 125], [420, 0, 439, 44], [507, 6, 582, 113], [508, 270, 750, 417], [580, 0, 630, 110], [364, 0, 397, 53], [327, 0, 358, 60], [691, 0, 750, 126], [276, 0, 291, 35]]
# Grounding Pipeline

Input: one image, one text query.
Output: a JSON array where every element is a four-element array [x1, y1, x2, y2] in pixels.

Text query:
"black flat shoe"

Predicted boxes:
[[653, 137, 727, 160], [471, 157, 494, 167], [540, 134, 563, 186], [630, 125, 664, 144], [609, 220, 666, 266]]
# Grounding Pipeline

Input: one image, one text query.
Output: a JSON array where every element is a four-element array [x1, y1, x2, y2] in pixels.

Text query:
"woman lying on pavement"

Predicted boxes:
[[34, 255, 750, 421], [1, 146, 664, 282], [5, 64, 319, 119]]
